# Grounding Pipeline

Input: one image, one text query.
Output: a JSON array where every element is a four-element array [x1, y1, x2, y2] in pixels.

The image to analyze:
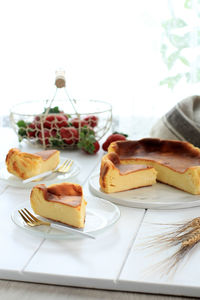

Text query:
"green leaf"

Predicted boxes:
[[184, 0, 192, 9], [113, 131, 128, 137], [185, 0, 200, 9], [17, 120, 27, 128], [18, 127, 27, 141], [80, 125, 95, 137], [160, 74, 182, 89], [169, 33, 190, 49], [167, 51, 181, 69], [77, 130, 96, 154], [162, 18, 187, 32], [50, 138, 64, 147], [179, 56, 190, 66], [43, 106, 61, 114]]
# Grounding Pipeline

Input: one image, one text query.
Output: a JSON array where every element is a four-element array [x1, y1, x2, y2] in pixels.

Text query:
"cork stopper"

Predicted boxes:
[[55, 70, 66, 88]]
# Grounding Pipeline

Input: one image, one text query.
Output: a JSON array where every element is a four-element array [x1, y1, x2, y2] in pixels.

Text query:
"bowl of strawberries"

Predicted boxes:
[[10, 98, 112, 153]]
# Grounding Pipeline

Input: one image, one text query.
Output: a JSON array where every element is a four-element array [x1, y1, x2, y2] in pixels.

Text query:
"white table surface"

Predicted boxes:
[[0, 125, 199, 300]]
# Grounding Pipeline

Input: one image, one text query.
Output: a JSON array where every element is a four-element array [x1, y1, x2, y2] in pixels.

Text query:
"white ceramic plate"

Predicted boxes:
[[89, 174, 200, 210], [11, 196, 120, 239], [0, 157, 80, 189]]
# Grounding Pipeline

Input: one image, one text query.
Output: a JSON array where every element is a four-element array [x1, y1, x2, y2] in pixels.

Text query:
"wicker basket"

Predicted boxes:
[[10, 72, 112, 149]]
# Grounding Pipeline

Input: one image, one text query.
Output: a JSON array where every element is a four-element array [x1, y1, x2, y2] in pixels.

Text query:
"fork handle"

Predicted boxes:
[[50, 223, 95, 239], [23, 171, 53, 184]]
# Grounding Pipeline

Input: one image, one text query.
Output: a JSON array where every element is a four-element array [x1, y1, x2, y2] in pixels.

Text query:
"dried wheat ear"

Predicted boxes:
[[140, 217, 200, 275]]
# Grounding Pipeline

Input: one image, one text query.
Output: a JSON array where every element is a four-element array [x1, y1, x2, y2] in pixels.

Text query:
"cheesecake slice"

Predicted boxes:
[[6, 148, 60, 180], [108, 138, 200, 195], [30, 182, 86, 228], [100, 152, 157, 193]]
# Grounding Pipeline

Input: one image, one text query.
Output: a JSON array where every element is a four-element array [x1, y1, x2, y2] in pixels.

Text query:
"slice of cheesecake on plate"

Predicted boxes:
[[6, 148, 60, 180], [30, 182, 86, 228]]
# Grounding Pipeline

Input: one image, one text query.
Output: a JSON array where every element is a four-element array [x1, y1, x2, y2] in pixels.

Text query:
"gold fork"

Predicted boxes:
[[23, 159, 73, 184], [55, 159, 73, 173], [18, 208, 95, 239]]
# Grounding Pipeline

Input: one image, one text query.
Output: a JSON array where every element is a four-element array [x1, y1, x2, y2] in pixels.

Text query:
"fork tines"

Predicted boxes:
[[18, 208, 38, 225], [60, 159, 73, 172]]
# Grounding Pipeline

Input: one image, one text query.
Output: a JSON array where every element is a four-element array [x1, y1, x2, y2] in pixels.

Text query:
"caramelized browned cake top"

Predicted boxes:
[[34, 150, 58, 160], [107, 153, 151, 174], [116, 163, 150, 174], [110, 138, 200, 173], [35, 183, 82, 207]]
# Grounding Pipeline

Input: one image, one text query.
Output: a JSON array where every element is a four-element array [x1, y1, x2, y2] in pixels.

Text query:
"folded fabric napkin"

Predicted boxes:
[[150, 95, 200, 147]]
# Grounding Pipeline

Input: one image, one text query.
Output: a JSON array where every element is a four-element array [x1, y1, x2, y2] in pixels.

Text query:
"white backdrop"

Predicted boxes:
[[0, 0, 199, 120]]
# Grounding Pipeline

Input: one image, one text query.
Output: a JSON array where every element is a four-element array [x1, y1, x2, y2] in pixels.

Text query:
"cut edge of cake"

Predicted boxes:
[[99, 152, 157, 193]]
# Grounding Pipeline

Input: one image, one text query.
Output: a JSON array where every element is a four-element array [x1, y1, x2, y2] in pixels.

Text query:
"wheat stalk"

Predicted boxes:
[[140, 217, 200, 275]]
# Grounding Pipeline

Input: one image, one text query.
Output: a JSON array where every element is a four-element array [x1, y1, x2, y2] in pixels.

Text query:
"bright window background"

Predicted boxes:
[[0, 0, 200, 123]]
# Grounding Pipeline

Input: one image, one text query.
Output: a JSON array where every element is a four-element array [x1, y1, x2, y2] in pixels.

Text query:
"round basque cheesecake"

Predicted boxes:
[[107, 138, 200, 195]]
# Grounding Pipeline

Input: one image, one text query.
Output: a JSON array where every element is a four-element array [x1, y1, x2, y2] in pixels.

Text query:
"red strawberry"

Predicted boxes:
[[60, 127, 79, 145], [44, 115, 68, 129], [83, 115, 98, 127], [84, 140, 100, 154], [80, 140, 100, 154], [27, 123, 36, 138], [38, 130, 50, 145], [43, 115, 54, 129], [92, 141, 100, 154], [50, 129, 58, 137], [55, 115, 69, 128], [34, 115, 42, 130], [102, 133, 127, 151], [63, 114, 69, 120], [34, 116, 40, 122], [71, 118, 88, 128]]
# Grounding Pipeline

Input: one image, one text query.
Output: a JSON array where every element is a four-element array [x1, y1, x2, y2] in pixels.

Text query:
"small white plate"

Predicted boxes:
[[11, 196, 120, 239], [89, 174, 200, 210], [0, 157, 80, 189]]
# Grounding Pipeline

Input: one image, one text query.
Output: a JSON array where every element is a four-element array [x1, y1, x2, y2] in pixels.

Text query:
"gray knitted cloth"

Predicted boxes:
[[150, 95, 200, 147]]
